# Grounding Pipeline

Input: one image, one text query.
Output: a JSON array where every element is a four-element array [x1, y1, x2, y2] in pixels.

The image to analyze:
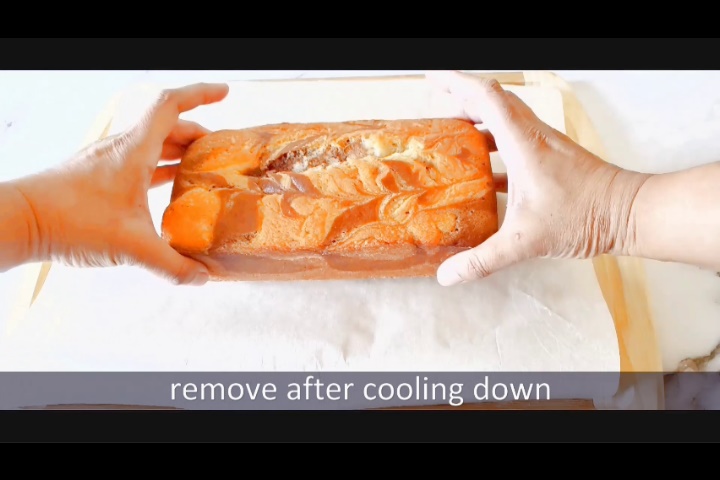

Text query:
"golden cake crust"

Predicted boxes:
[[161, 118, 498, 281]]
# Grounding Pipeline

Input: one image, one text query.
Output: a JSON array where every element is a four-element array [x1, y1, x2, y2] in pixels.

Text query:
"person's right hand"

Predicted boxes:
[[426, 71, 652, 287], [11, 83, 229, 285]]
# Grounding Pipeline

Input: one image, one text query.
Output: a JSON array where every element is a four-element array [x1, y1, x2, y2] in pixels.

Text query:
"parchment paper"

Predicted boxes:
[[0, 78, 620, 382]]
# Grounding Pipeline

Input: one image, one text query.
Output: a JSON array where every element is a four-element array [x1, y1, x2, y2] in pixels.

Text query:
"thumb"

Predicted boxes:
[[436, 231, 526, 286], [134, 236, 210, 286]]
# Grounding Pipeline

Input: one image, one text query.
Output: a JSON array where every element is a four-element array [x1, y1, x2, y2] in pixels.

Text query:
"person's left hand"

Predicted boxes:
[[14, 82, 229, 285]]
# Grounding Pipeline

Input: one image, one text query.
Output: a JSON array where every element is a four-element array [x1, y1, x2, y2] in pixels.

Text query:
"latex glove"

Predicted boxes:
[[426, 71, 650, 286], [15, 83, 229, 286]]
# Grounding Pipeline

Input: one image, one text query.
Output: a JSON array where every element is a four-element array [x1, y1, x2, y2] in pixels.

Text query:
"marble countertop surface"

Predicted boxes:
[[0, 70, 718, 408]]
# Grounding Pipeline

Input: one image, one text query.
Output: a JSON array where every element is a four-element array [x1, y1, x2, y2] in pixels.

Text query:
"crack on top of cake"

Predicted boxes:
[[265, 137, 368, 174]]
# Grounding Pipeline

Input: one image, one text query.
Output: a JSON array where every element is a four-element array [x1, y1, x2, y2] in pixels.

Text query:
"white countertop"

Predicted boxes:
[[1, 70, 719, 380]]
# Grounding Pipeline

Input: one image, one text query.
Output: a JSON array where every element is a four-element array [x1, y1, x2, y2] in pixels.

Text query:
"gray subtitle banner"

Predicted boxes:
[[0, 371, 654, 409]]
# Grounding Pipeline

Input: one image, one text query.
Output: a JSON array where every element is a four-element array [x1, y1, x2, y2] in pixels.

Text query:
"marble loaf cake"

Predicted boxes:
[[160, 118, 499, 281]]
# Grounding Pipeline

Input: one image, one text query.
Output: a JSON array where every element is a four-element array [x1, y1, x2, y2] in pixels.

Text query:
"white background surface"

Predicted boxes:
[[1, 70, 720, 372]]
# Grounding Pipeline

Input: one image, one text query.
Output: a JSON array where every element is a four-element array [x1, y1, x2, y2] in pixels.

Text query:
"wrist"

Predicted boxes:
[[13, 172, 62, 264], [0, 180, 43, 271], [602, 167, 653, 257]]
